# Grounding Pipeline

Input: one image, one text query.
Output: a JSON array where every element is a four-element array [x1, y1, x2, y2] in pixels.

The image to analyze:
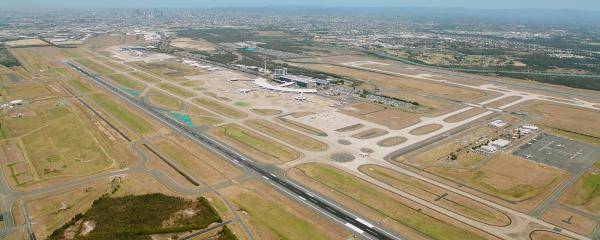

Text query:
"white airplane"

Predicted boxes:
[[525, 154, 533, 159], [294, 93, 307, 101], [556, 144, 564, 148]]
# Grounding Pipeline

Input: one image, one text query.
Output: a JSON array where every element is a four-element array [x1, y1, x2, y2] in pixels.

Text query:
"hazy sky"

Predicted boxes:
[[2, 0, 600, 10]]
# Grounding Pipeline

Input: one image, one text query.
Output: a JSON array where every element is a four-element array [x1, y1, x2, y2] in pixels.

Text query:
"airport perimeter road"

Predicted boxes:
[[66, 61, 402, 240]]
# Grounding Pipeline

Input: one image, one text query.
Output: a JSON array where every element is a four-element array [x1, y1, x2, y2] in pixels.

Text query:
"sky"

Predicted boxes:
[[1, 0, 600, 11]]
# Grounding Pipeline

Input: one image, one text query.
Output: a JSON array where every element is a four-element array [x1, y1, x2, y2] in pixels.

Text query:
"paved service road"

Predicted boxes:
[[66, 61, 401, 240]]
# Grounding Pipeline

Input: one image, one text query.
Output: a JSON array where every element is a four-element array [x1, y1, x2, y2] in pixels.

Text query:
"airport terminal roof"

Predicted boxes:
[[254, 78, 317, 93]]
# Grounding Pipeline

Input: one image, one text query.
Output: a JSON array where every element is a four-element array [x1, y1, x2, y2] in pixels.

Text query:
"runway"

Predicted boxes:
[[65, 61, 401, 240]]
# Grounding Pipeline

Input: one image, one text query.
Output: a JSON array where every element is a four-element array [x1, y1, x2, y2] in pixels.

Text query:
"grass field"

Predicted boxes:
[[73, 58, 114, 76], [22, 114, 113, 178], [351, 128, 388, 139], [129, 71, 161, 83], [147, 89, 183, 111], [107, 73, 146, 91], [361, 165, 510, 226], [250, 109, 282, 116], [224, 181, 348, 240], [212, 124, 298, 164], [519, 103, 600, 138], [276, 118, 327, 137], [89, 93, 154, 135], [295, 163, 486, 240], [246, 119, 327, 151], [157, 82, 196, 98], [0, 100, 70, 138], [151, 137, 232, 184], [193, 98, 247, 119], [428, 154, 565, 202], [377, 136, 407, 147], [562, 171, 600, 214]]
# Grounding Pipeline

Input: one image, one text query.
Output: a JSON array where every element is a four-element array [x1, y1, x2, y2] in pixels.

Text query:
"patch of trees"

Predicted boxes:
[[207, 53, 238, 64], [48, 193, 222, 240], [0, 45, 20, 67]]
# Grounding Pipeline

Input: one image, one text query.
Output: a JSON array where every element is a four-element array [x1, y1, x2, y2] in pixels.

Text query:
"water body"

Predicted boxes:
[[170, 112, 193, 126]]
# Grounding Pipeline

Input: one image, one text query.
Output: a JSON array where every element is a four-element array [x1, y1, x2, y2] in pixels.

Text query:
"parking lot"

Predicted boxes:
[[513, 133, 600, 173]]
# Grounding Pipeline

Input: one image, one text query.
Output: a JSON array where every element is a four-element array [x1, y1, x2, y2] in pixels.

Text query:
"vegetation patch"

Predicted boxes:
[[214, 124, 298, 163], [90, 94, 154, 135], [107, 74, 146, 91], [296, 164, 486, 240], [246, 119, 327, 151], [48, 194, 222, 240], [157, 83, 196, 98], [193, 98, 247, 119], [147, 90, 183, 111]]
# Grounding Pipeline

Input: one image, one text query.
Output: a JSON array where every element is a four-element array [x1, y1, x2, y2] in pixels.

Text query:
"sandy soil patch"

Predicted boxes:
[[409, 124, 443, 135]]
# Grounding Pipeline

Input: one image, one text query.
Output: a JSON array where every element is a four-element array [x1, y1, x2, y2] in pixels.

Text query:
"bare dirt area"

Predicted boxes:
[[515, 102, 600, 138], [426, 154, 569, 212], [409, 124, 443, 135], [170, 37, 217, 52], [343, 102, 386, 115], [540, 207, 598, 237], [219, 180, 351, 240], [444, 108, 488, 123], [360, 165, 511, 226]]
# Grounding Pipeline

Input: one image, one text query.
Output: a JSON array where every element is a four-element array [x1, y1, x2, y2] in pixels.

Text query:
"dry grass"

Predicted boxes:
[[361, 165, 511, 226], [427, 154, 568, 210], [250, 109, 282, 116], [409, 124, 442, 135], [147, 89, 183, 111], [540, 207, 598, 236], [210, 124, 299, 164], [246, 119, 327, 151], [170, 38, 217, 52], [220, 180, 350, 240], [518, 102, 600, 138], [444, 108, 488, 123], [377, 136, 407, 147], [290, 163, 492, 240], [351, 128, 389, 139]]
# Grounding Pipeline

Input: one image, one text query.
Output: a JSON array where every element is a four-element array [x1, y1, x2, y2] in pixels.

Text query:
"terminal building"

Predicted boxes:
[[273, 68, 329, 88]]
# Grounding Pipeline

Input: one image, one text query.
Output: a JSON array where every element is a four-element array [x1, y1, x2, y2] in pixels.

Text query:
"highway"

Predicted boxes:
[[65, 61, 401, 240]]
